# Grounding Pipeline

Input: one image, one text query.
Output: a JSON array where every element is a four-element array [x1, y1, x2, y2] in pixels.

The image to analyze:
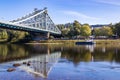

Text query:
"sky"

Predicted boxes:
[[0, 0, 120, 25]]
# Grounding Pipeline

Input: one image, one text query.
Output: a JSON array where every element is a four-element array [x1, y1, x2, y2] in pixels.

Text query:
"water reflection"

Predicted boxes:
[[19, 51, 61, 78], [1, 44, 120, 64], [0, 44, 61, 78], [0, 44, 29, 63], [0, 44, 120, 78], [0, 44, 61, 63], [61, 44, 120, 65]]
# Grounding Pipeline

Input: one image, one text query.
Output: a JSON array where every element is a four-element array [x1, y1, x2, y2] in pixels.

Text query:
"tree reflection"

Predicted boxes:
[[1, 44, 120, 65], [0, 44, 29, 63], [0, 44, 62, 63], [0, 45, 8, 60], [61, 45, 120, 65], [61, 46, 92, 65]]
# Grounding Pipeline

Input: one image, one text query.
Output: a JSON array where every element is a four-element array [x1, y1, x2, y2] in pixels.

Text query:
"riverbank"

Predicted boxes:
[[95, 39, 120, 44], [27, 39, 120, 44]]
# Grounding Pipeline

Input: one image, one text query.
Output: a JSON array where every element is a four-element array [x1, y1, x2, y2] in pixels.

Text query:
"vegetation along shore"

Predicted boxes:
[[0, 20, 120, 44]]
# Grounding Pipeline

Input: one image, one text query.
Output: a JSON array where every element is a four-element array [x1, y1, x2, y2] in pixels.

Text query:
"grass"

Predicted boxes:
[[27, 39, 120, 44], [0, 38, 120, 44], [95, 39, 120, 44]]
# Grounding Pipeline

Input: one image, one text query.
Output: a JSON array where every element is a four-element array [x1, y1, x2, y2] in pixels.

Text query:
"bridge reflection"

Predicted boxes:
[[20, 51, 61, 78]]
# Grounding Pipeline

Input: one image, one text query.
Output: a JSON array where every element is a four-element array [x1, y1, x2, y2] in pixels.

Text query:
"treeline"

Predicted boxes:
[[0, 29, 30, 43], [57, 20, 91, 38], [57, 20, 120, 39]]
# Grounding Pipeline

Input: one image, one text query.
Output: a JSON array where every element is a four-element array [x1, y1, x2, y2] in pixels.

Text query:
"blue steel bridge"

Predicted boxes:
[[0, 7, 61, 37]]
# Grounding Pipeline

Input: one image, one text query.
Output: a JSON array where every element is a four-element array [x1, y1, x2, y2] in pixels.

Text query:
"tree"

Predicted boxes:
[[68, 27, 76, 37], [0, 29, 8, 39], [103, 26, 113, 36], [81, 24, 91, 38], [61, 28, 70, 37], [109, 24, 116, 35], [73, 20, 81, 35], [114, 22, 120, 37], [7, 30, 29, 42], [2, 30, 8, 39], [94, 26, 113, 37], [94, 28, 101, 36]]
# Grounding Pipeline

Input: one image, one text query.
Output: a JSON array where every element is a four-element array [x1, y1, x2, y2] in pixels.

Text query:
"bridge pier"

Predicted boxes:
[[47, 32, 50, 39], [28, 32, 50, 40]]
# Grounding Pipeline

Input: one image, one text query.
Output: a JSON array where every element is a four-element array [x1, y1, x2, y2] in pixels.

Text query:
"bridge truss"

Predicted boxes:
[[0, 8, 61, 35]]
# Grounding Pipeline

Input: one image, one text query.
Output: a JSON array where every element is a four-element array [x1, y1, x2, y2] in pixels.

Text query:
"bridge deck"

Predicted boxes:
[[0, 20, 61, 35]]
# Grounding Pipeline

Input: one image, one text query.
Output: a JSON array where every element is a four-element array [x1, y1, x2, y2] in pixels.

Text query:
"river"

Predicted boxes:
[[0, 44, 120, 80]]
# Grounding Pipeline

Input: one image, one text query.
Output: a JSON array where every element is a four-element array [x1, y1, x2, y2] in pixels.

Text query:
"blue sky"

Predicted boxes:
[[0, 0, 120, 24]]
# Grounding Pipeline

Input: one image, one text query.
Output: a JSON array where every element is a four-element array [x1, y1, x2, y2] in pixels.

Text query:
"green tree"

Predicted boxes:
[[0, 29, 8, 40], [61, 28, 70, 37], [94, 28, 101, 36], [114, 22, 120, 37], [68, 27, 75, 37], [94, 26, 113, 37], [103, 26, 113, 36], [108, 23, 115, 35], [2, 30, 8, 39], [81, 24, 91, 38], [7, 30, 29, 42], [73, 20, 81, 35]]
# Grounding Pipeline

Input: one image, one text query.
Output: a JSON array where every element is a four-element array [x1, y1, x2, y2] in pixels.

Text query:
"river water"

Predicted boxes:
[[0, 44, 120, 80]]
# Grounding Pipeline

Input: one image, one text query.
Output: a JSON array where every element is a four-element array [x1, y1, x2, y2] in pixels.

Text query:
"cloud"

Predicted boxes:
[[92, 0, 120, 6], [62, 10, 100, 20]]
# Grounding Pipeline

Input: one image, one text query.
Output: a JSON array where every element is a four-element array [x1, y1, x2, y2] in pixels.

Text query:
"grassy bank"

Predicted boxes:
[[27, 39, 120, 44], [95, 39, 120, 44], [28, 40, 80, 44]]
